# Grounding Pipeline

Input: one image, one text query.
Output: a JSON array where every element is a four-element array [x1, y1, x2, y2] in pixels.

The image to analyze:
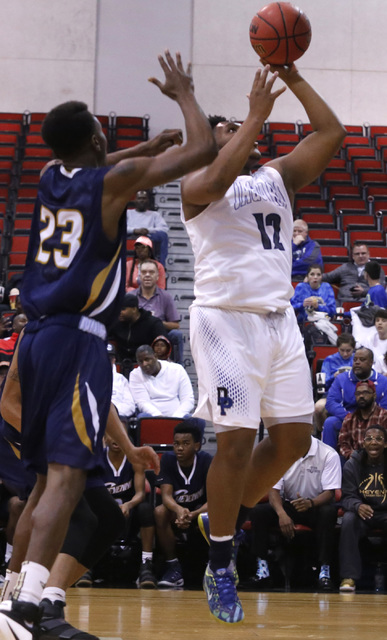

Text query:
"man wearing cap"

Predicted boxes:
[[109, 294, 168, 376], [107, 343, 136, 419], [338, 380, 387, 460], [126, 190, 169, 266], [322, 347, 387, 450], [125, 236, 166, 292]]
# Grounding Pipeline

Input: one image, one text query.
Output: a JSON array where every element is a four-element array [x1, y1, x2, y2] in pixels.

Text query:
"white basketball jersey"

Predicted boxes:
[[182, 166, 294, 313]]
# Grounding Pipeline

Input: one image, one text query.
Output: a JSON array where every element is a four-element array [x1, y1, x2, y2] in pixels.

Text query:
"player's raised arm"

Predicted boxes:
[[105, 129, 184, 165], [102, 51, 217, 235], [267, 63, 346, 202], [181, 65, 286, 216]]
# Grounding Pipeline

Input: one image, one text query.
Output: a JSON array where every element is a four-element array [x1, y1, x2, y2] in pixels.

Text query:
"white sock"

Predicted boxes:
[[0, 570, 19, 602], [4, 544, 13, 563], [142, 552, 152, 563], [41, 587, 66, 605], [13, 561, 50, 606]]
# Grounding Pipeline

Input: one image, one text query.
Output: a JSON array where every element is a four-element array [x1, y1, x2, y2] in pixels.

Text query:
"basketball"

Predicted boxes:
[[249, 2, 311, 66]]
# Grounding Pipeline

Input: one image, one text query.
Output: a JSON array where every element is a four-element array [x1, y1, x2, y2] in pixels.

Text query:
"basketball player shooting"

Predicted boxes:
[[181, 62, 346, 623]]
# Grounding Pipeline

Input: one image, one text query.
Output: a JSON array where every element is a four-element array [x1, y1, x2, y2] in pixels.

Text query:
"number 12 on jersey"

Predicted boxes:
[[252, 213, 285, 251]]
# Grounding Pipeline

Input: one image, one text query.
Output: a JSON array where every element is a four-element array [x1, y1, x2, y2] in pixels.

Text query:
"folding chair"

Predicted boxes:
[[137, 416, 184, 450]]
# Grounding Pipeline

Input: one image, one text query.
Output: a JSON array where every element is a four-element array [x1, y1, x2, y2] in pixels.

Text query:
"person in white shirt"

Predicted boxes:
[[107, 343, 136, 419], [363, 309, 387, 364], [130, 345, 194, 417], [250, 435, 341, 591]]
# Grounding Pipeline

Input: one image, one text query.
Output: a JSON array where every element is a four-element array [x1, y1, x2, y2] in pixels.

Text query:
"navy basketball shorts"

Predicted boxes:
[[0, 431, 36, 500], [18, 317, 112, 475]]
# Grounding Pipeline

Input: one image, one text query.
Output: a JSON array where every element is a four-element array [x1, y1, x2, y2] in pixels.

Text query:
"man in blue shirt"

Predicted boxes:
[[322, 347, 387, 450], [292, 220, 323, 280]]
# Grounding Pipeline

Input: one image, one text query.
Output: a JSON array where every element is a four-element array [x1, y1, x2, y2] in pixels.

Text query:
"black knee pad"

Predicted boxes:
[[61, 495, 98, 562]]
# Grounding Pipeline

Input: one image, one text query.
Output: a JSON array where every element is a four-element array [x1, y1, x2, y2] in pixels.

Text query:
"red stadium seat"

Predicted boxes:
[[137, 416, 183, 450]]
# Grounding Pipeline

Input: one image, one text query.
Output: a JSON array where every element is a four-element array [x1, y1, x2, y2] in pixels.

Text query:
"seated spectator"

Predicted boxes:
[[363, 308, 387, 363], [291, 264, 337, 324], [109, 294, 167, 376], [323, 241, 385, 304], [322, 347, 387, 450], [152, 335, 173, 361], [292, 220, 323, 280], [339, 424, 387, 592], [126, 190, 169, 266], [125, 236, 166, 292], [314, 334, 356, 433], [155, 421, 212, 588], [136, 259, 184, 364], [363, 261, 387, 308], [339, 380, 387, 460], [250, 432, 341, 591], [107, 343, 136, 419], [130, 345, 193, 418], [0, 314, 27, 361], [100, 432, 157, 589]]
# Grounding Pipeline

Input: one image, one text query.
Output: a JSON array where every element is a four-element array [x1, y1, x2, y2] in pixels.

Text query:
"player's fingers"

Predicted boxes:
[[272, 86, 287, 99], [259, 64, 271, 84], [157, 53, 170, 73], [175, 52, 185, 73], [148, 77, 163, 90], [164, 49, 177, 71]]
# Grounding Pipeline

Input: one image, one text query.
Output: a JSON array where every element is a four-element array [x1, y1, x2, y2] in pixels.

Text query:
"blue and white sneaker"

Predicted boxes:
[[198, 513, 245, 585], [203, 562, 244, 624], [158, 561, 184, 588]]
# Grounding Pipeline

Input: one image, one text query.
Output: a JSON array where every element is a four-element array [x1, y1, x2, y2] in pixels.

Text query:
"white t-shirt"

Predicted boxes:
[[182, 166, 294, 313], [129, 360, 194, 417], [273, 437, 341, 500], [363, 332, 387, 363]]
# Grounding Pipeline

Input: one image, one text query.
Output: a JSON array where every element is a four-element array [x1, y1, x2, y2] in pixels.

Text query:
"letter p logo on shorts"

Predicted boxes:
[[217, 386, 234, 415]]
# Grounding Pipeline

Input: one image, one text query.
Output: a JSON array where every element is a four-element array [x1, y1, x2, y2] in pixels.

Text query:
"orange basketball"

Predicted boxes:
[[249, 2, 311, 65]]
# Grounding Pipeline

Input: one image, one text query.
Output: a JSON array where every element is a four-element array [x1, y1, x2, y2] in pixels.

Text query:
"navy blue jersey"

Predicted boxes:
[[101, 448, 135, 505], [21, 165, 126, 330], [156, 450, 212, 511]]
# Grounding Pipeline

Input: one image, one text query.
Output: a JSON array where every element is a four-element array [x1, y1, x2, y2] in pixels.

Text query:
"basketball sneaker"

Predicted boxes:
[[39, 599, 99, 640], [203, 562, 244, 624], [137, 560, 157, 589], [339, 578, 356, 593], [158, 561, 184, 588], [0, 599, 40, 640], [198, 513, 244, 585]]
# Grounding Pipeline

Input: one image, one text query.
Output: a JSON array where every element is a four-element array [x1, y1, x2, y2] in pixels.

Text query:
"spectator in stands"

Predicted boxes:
[[339, 424, 387, 593], [130, 345, 194, 418], [251, 431, 341, 592], [323, 241, 385, 303], [363, 261, 387, 307], [125, 236, 166, 292], [0, 313, 27, 361], [291, 264, 336, 323], [291, 220, 323, 280], [363, 308, 387, 363], [322, 347, 387, 450], [152, 335, 173, 361], [126, 190, 169, 266], [136, 259, 184, 364], [100, 432, 157, 589], [107, 343, 136, 419], [109, 294, 167, 376], [155, 421, 212, 588], [314, 334, 356, 433], [339, 380, 387, 460]]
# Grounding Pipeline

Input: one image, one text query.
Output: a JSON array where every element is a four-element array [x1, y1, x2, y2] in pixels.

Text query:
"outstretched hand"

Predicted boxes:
[[148, 51, 194, 102], [248, 65, 287, 123], [259, 59, 300, 84], [146, 128, 184, 156], [129, 445, 160, 474]]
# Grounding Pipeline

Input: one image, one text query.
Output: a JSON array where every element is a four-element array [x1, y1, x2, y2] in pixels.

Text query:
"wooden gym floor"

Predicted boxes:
[[65, 587, 387, 640]]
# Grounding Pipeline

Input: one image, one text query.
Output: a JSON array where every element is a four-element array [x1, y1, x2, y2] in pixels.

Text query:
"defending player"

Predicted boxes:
[[181, 63, 346, 623], [0, 51, 216, 640]]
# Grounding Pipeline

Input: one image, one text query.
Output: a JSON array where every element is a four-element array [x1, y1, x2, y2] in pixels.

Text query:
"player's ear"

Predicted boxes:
[[91, 133, 102, 152]]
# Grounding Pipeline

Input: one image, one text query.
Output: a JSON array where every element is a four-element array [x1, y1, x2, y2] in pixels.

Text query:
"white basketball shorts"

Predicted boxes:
[[190, 305, 314, 431]]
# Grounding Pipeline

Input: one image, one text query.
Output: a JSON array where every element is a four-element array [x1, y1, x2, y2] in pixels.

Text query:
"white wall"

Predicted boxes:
[[1, 0, 387, 133], [0, 0, 97, 113]]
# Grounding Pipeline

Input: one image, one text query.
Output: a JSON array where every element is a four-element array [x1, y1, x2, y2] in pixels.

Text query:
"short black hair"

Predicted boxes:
[[364, 260, 381, 280], [41, 101, 96, 158], [173, 419, 202, 443], [374, 308, 387, 321], [208, 115, 227, 129], [135, 344, 154, 358], [307, 263, 322, 275]]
